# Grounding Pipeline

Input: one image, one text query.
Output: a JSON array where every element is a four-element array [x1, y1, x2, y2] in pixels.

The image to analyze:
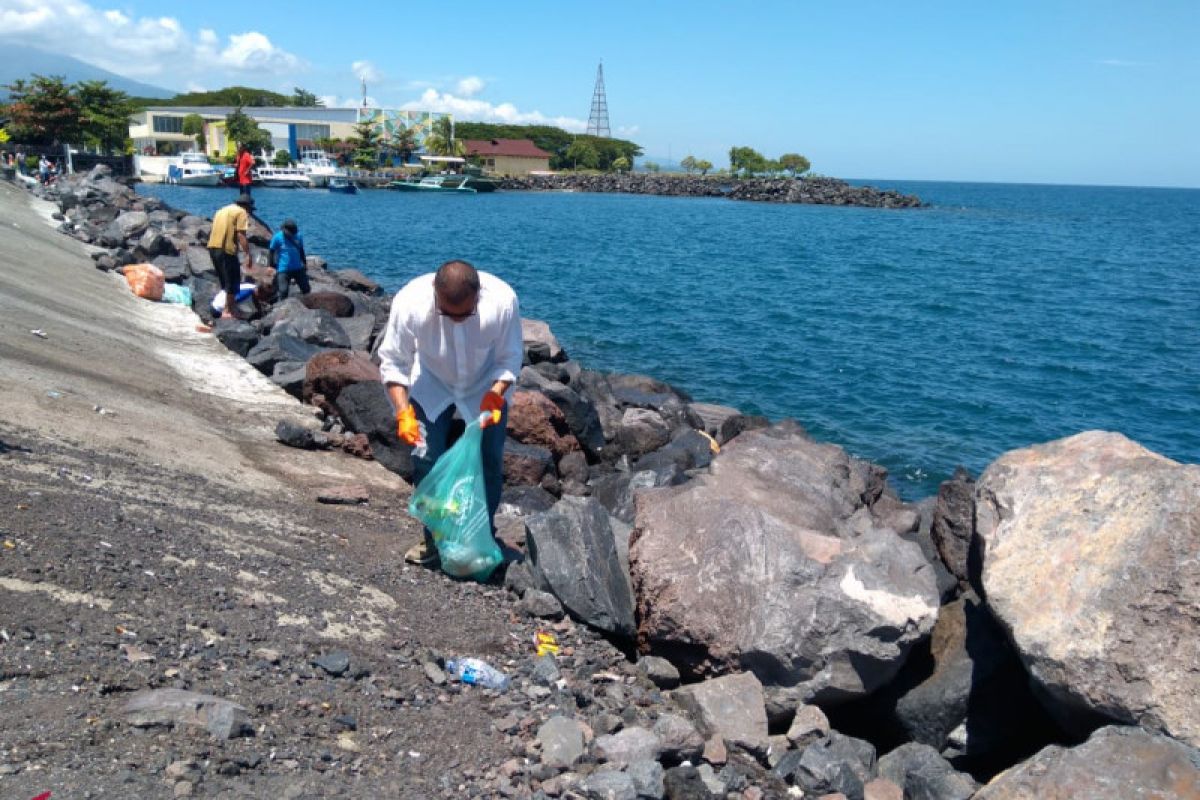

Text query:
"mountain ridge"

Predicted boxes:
[[0, 44, 174, 100]]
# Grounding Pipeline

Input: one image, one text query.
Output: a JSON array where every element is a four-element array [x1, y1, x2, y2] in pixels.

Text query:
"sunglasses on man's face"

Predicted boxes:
[[436, 297, 478, 322]]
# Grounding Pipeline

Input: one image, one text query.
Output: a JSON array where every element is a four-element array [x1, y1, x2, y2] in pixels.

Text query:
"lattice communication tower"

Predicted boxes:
[[586, 62, 611, 138]]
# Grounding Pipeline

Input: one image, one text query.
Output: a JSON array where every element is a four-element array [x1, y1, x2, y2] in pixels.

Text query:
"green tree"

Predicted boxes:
[[729, 146, 768, 177], [680, 155, 697, 174], [291, 87, 322, 107], [778, 153, 811, 176], [4, 75, 82, 145], [423, 116, 464, 158], [696, 159, 713, 175], [74, 80, 137, 152], [611, 155, 630, 173], [225, 106, 271, 153], [182, 113, 207, 153], [349, 118, 381, 168], [0, 127, 9, 145], [565, 139, 599, 169], [390, 124, 417, 163], [272, 149, 293, 166], [643, 161, 660, 173]]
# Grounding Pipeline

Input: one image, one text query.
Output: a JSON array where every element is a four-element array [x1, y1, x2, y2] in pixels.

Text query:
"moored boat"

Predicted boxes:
[[327, 177, 358, 194], [167, 152, 222, 186], [254, 166, 312, 188], [298, 149, 347, 187], [389, 175, 478, 193]]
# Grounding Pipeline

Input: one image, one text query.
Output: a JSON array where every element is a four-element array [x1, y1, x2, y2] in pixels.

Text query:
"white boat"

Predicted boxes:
[[253, 166, 312, 188], [298, 149, 346, 187], [167, 152, 222, 186]]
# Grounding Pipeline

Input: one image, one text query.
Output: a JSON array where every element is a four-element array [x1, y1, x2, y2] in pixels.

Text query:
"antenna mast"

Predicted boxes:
[[586, 62, 611, 138]]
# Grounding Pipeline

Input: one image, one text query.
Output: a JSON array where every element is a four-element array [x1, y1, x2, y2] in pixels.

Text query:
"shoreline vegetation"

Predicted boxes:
[[498, 172, 923, 208], [3, 167, 1197, 798]]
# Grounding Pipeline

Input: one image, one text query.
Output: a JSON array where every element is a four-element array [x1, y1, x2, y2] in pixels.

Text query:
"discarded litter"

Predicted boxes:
[[444, 657, 510, 691], [46, 391, 62, 399], [30, 329, 48, 339], [533, 631, 560, 657], [160, 283, 192, 306]]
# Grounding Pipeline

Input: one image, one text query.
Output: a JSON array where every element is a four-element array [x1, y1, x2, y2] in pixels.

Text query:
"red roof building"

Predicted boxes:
[[462, 138, 552, 176]]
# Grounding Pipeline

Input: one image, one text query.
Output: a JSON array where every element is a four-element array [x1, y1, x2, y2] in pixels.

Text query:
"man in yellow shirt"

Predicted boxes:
[[207, 195, 255, 320]]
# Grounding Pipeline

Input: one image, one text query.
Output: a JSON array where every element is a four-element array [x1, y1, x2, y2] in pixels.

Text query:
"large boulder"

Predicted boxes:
[[522, 318, 567, 363], [301, 290, 355, 317], [503, 439, 555, 487], [506, 389, 580, 459], [525, 496, 635, 637], [245, 332, 322, 376], [630, 423, 939, 705], [930, 467, 976, 586], [972, 725, 1200, 800], [113, 209, 150, 239], [333, 380, 413, 480], [519, 367, 607, 461], [339, 314, 376, 351], [273, 307, 351, 349], [616, 408, 672, 458], [975, 431, 1200, 745], [303, 349, 380, 404]]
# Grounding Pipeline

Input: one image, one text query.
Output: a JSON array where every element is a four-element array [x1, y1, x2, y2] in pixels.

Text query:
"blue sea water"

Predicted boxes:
[[138, 180, 1200, 500]]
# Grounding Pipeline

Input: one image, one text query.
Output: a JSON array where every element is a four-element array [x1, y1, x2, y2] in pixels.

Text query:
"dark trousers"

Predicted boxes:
[[274, 269, 311, 300], [238, 183, 252, 197], [412, 401, 507, 547], [208, 248, 240, 292]]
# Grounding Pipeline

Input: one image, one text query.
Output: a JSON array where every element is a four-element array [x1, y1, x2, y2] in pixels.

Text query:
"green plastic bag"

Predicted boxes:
[[408, 413, 503, 581]]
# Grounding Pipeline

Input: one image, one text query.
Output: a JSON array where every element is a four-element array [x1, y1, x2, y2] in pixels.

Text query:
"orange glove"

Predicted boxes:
[[395, 404, 422, 446], [480, 390, 504, 428]]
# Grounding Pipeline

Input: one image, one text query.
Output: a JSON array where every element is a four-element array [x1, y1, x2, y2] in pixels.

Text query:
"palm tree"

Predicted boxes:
[[423, 116, 464, 157]]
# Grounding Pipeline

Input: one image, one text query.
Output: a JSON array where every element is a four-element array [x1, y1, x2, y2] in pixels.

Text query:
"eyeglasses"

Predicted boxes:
[[438, 308, 477, 322], [436, 299, 478, 322]]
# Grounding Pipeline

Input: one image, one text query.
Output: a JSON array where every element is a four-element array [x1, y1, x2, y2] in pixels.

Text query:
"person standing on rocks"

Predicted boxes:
[[207, 195, 255, 320], [235, 144, 255, 197], [269, 218, 310, 300], [377, 259, 523, 567]]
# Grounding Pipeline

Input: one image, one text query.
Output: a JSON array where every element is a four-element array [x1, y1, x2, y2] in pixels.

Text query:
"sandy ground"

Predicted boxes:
[[0, 178, 399, 497]]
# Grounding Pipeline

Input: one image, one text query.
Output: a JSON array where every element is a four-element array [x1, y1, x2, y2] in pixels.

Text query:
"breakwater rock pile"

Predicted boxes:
[[499, 173, 923, 208], [13, 166, 1200, 798]]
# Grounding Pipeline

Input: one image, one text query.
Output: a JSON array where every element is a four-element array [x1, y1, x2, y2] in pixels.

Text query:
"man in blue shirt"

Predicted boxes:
[[268, 218, 310, 299]]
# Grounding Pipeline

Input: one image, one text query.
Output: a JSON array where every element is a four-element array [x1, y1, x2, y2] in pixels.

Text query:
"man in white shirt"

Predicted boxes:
[[377, 260, 524, 566]]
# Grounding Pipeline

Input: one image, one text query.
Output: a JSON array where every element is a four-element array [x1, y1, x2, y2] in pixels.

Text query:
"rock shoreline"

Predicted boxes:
[[498, 173, 924, 208], [8, 166, 1199, 799]]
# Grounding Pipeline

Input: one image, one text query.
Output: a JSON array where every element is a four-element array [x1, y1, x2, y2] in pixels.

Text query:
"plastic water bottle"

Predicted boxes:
[[444, 657, 510, 691]]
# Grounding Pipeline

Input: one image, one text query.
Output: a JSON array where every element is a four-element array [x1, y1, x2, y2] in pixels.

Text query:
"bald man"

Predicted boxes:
[[377, 260, 524, 567]]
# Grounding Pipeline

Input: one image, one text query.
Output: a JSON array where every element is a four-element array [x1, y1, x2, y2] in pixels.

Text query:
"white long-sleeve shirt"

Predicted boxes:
[[377, 271, 524, 421]]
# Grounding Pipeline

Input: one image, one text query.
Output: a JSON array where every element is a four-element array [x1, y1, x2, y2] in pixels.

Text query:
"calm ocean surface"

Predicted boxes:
[[138, 180, 1200, 499]]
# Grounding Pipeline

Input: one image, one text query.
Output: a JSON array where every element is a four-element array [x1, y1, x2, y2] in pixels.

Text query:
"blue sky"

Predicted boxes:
[[2, 0, 1197, 186]]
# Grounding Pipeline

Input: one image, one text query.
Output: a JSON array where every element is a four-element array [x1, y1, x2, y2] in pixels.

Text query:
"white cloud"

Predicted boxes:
[[219, 31, 300, 72], [352, 60, 382, 82], [402, 88, 587, 131], [455, 76, 485, 97], [615, 125, 639, 138], [0, 0, 305, 86]]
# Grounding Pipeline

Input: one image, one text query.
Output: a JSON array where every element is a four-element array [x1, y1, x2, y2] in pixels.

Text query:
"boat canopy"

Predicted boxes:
[[419, 155, 466, 164]]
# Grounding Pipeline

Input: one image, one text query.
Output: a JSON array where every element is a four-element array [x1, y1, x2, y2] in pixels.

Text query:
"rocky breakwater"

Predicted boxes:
[[19, 166, 1200, 798], [500, 172, 923, 208]]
